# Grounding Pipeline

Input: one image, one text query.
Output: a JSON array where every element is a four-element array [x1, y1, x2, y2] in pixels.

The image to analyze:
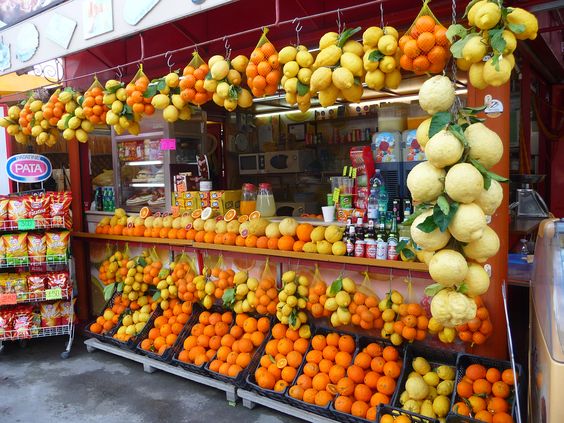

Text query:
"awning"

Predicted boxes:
[[0, 72, 53, 96]]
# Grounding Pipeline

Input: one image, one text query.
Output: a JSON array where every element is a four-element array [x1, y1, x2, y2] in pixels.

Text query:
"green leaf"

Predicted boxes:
[[289, 309, 298, 328], [429, 112, 452, 139], [437, 195, 450, 216], [507, 22, 525, 34], [488, 171, 509, 183], [424, 283, 445, 297], [450, 33, 478, 59], [457, 283, 469, 294], [297, 80, 309, 96], [338, 27, 362, 48], [117, 282, 124, 292], [105, 82, 124, 94], [433, 202, 459, 233], [489, 28, 506, 55], [143, 83, 159, 98], [122, 104, 133, 118], [396, 239, 408, 253], [269, 354, 276, 364], [170, 87, 181, 95], [228, 85, 240, 100], [449, 124, 469, 148], [470, 158, 489, 174], [368, 50, 385, 62], [103, 283, 116, 301], [152, 290, 161, 302], [461, 104, 487, 115], [402, 248, 416, 260], [329, 278, 343, 296], [157, 79, 167, 92], [403, 205, 431, 226], [222, 288, 235, 307], [446, 24, 469, 42], [77, 96, 84, 107], [205, 72, 213, 80], [63, 114, 72, 129], [416, 215, 438, 233]]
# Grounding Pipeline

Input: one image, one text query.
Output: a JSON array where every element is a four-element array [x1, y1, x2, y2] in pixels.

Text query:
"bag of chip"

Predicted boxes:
[[246, 28, 281, 97], [8, 197, 28, 221], [26, 193, 51, 226], [58, 298, 76, 325], [12, 274, 28, 301], [50, 191, 72, 229], [46, 231, 70, 263], [0, 197, 8, 229], [47, 272, 71, 297], [0, 235, 5, 266], [28, 233, 47, 265], [0, 310, 11, 337], [3, 233, 29, 266], [40, 302, 61, 327], [12, 306, 33, 338], [27, 274, 46, 301], [31, 311, 42, 335]]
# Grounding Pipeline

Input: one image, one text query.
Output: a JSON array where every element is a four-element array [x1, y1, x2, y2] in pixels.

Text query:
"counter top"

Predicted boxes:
[[510, 217, 544, 236]]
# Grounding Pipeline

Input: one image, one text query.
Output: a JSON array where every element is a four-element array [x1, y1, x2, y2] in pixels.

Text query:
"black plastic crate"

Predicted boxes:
[[282, 326, 360, 419], [135, 302, 203, 363], [329, 335, 404, 423], [84, 290, 126, 342], [377, 404, 440, 423], [446, 353, 524, 423], [107, 305, 162, 351], [391, 343, 459, 421]]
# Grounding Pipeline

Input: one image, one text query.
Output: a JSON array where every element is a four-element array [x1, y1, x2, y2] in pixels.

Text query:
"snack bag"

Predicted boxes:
[[12, 274, 28, 301], [40, 302, 61, 327], [27, 274, 46, 300], [3, 233, 29, 266], [58, 299, 76, 325], [0, 235, 5, 267], [50, 192, 73, 229], [31, 311, 42, 335], [246, 28, 281, 97], [399, 0, 450, 74], [0, 197, 8, 228], [180, 51, 213, 106], [0, 310, 11, 337], [8, 197, 28, 221], [26, 193, 51, 226], [12, 306, 33, 338], [47, 272, 71, 297], [28, 233, 47, 265], [46, 231, 70, 263]]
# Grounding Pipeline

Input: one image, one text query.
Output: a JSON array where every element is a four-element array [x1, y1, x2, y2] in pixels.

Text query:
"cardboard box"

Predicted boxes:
[[210, 190, 241, 214]]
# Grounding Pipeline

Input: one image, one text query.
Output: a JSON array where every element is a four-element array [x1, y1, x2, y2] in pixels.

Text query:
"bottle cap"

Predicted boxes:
[[259, 183, 272, 189], [243, 183, 256, 191]]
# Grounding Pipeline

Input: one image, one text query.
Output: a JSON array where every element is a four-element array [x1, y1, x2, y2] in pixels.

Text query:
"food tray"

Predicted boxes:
[[135, 302, 203, 363], [377, 404, 440, 423], [107, 306, 162, 351], [282, 326, 359, 419], [446, 353, 524, 423], [84, 290, 125, 343], [329, 334, 403, 423]]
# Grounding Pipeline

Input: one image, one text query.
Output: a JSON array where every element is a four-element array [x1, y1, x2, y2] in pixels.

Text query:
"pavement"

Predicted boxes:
[[0, 335, 302, 423]]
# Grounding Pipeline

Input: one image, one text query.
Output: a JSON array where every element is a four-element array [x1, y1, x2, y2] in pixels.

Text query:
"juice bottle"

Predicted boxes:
[[255, 183, 276, 217], [240, 183, 257, 215]]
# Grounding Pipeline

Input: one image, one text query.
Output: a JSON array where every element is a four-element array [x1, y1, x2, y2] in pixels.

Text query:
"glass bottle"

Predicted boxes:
[[387, 213, 399, 260], [240, 183, 257, 215], [365, 220, 377, 259], [376, 217, 388, 260], [345, 226, 356, 257], [398, 208, 411, 244], [367, 187, 379, 224], [256, 183, 276, 217], [378, 184, 388, 216]]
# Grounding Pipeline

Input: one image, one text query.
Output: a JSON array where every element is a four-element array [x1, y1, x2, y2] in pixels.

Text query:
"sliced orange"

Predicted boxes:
[[139, 206, 152, 218], [201, 207, 213, 220], [326, 383, 339, 395], [238, 214, 249, 223], [249, 210, 261, 220], [191, 208, 202, 219], [277, 358, 288, 369], [224, 209, 237, 222]]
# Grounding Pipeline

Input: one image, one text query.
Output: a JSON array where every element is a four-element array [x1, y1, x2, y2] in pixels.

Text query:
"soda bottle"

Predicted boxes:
[[387, 211, 399, 260], [345, 226, 356, 257]]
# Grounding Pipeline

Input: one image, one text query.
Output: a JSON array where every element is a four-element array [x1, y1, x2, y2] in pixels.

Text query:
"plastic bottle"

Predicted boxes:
[[256, 183, 276, 217], [240, 183, 257, 215], [378, 184, 388, 216]]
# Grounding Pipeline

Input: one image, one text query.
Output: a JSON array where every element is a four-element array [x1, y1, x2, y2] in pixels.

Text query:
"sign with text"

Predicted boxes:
[[6, 154, 52, 183], [17, 219, 36, 231], [0, 293, 17, 305], [45, 288, 62, 300]]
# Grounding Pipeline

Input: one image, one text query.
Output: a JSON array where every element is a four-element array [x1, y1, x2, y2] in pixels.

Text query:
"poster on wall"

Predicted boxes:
[[0, 0, 66, 29], [83, 0, 113, 40], [15, 23, 39, 62], [46, 13, 76, 49], [123, 0, 160, 26]]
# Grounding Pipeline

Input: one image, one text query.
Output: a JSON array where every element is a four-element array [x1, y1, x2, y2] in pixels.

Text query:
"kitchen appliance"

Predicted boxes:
[[238, 153, 266, 175], [276, 202, 305, 217], [400, 129, 425, 199], [264, 149, 315, 173], [510, 174, 549, 218], [529, 218, 564, 423]]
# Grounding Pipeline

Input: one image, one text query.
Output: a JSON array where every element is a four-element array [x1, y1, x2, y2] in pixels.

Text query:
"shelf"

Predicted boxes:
[[0, 324, 72, 341], [0, 288, 72, 305], [0, 218, 67, 233], [0, 256, 70, 270], [73, 232, 196, 247]]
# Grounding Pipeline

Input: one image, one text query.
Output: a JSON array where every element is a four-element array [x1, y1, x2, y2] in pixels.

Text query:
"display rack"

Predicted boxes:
[[0, 217, 67, 233]]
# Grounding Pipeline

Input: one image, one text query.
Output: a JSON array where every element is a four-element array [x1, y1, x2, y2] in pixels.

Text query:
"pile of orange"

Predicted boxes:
[[82, 85, 109, 125], [399, 15, 450, 74], [390, 303, 428, 342], [332, 343, 401, 420], [456, 296, 493, 346], [17, 101, 35, 136], [254, 323, 310, 392], [125, 74, 154, 116], [41, 92, 65, 128], [246, 41, 281, 98], [141, 299, 193, 355], [454, 363, 516, 423], [98, 252, 129, 286], [349, 292, 385, 331], [171, 261, 198, 302], [180, 62, 213, 106], [379, 414, 414, 423], [286, 332, 357, 409], [206, 267, 236, 302], [253, 274, 278, 315], [307, 279, 331, 319], [140, 259, 164, 287], [121, 225, 146, 237], [89, 296, 129, 334]]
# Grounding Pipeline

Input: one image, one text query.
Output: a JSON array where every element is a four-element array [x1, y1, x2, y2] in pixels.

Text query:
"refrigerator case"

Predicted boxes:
[[112, 113, 206, 213], [529, 219, 564, 423], [401, 129, 425, 198]]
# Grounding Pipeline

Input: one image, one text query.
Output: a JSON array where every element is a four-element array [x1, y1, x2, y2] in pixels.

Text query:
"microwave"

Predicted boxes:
[[264, 150, 315, 173], [238, 153, 266, 174]]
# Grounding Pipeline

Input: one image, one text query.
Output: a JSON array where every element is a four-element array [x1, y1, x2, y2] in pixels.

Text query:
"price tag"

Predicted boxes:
[[45, 288, 62, 300], [352, 168, 357, 179], [0, 293, 17, 305], [332, 188, 340, 204], [18, 219, 36, 231], [160, 138, 176, 150]]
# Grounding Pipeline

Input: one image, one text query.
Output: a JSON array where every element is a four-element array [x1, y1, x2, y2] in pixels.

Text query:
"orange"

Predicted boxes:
[[260, 42, 276, 58], [311, 335, 327, 351], [296, 374, 312, 390], [335, 351, 353, 367], [277, 235, 294, 251], [242, 317, 257, 333], [334, 395, 353, 413], [302, 388, 317, 404], [235, 235, 246, 246], [486, 367, 501, 383], [338, 335, 355, 353], [366, 408, 377, 421], [296, 223, 314, 242], [415, 16, 436, 34], [466, 364, 487, 381], [350, 400, 369, 418], [354, 383, 372, 402], [314, 390, 333, 407], [364, 343, 383, 358], [281, 366, 297, 383], [318, 359, 333, 374], [501, 368, 515, 385], [266, 237, 279, 249], [287, 351, 303, 368], [278, 338, 294, 355], [204, 231, 216, 243], [493, 413, 514, 423], [337, 377, 355, 396], [457, 380, 473, 398], [354, 352, 372, 370], [474, 411, 494, 423], [428, 45, 447, 64], [329, 365, 346, 384], [322, 345, 338, 361], [488, 397, 509, 413], [303, 362, 319, 378], [257, 61, 272, 77], [382, 346, 399, 362], [90, 322, 102, 334], [453, 401, 471, 416], [347, 365, 365, 384], [371, 356, 386, 373], [312, 373, 330, 391], [412, 55, 430, 72], [370, 391, 390, 407], [434, 25, 449, 46], [306, 350, 323, 365], [271, 323, 286, 339], [245, 235, 258, 248], [474, 378, 492, 395], [363, 371, 380, 389], [376, 375, 396, 396], [492, 381, 510, 398], [178, 350, 190, 363], [288, 385, 304, 400], [256, 236, 269, 249], [195, 230, 206, 242], [403, 39, 420, 59], [236, 352, 252, 369], [468, 395, 487, 413], [383, 361, 401, 379], [416, 31, 436, 52], [326, 333, 340, 347]]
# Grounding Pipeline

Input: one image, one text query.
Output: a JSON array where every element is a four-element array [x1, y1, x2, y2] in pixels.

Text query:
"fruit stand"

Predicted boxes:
[[0, 0, 554, 421]]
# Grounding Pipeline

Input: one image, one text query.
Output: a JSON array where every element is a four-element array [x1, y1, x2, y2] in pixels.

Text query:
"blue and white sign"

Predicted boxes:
[[6, 154, 52, 183]]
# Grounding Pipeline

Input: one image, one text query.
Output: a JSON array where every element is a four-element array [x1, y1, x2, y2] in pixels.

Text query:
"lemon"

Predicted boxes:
[[310, 67, 333, 92], [171, 94, 186, 110], [297, 67, 312, 85], [418, 75, 455, 115], [111, 100, 123, 114], [462, 35, 488, 64], [283, 61, 299, 78], [475, 179, 503, 215], [335, 291, 351, 307], [415, 118, 432, 150], [278, 46, 297, 64], [468, 0, 488, 26], [507, 7, 538, 40], [319, 32, 339, 49], [448, 203, 487, 242], [379, 55, 396, 73], [464, 122, 503, 169], [474, 2, 501, 30], [340, 83, 363, 102], [383, 26, 399, 39], [332, 67, 354, 90], [411, 210, 451, 251], [151, 93, 170, 110], [425, 130, 464, 169], [377, 35, 397, 55], [75, 128, 88, 143], [364, 69, 385, 91], [331, 241, 346, 256], [211, 59, 230, 80], [213, 92, 224, 107], [230, 55, 249, 73], [325, 225, 343, 243], [420, 400, 437, 418], [462, 225, 500, 263], [216, 81, 230, 99], [432, 395, 450, 417], [445, 163, 484, 204], [469, 62, 488, 90], [318, 84, 340, 107], [340, 52, 363, 77], [429, 249, 469, 287], [483, 56, 512, 87], [67, 116, 81, 130], [423, 372, 440, 387], [501, 30, 517, 54], [406, 374, 429, 400], [81, 120, 94, 132], [303, 242, 317, 253], [342, 40, 364, 57], [403, 399, 422, 414], [313, 44, 342, 69], [506, 53, 516, 69], [406, 161, 445, 203], [362, 26, 384, 47], [413, 357, 431, 375], [116, 88, 127, 101], [317, 240, 333, 255], [296, 50, 314, 68], [36, 132, 49, 145], [363, 49, 380, 72], [163, 105, 179, 122], [385, 69, 402, 89], [456, 57, 472, 71], [227, 69, 242, 85], [284, 77, 298, 94], [463, 263, 490, 296]]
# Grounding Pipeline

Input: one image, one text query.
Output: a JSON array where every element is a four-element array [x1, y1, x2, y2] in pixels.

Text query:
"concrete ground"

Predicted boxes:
[[0, 335, 302, 423]]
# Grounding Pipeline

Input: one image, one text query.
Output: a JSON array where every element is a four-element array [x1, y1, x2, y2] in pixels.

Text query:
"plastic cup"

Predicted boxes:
[[322, 206, 336, 222]]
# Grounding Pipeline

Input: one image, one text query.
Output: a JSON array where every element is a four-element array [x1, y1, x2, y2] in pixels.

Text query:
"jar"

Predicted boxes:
[[240, 183, 257, 216], [256, 183, 276, 217]]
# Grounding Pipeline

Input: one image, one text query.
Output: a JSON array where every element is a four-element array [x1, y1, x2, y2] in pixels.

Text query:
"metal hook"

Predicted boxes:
[[165, 51, 174, 72], [115, 65, 123, 81], [292, 17, 303, 46], [380, 3, 385, 28], [223, 36, 232, 60], [336, 8, 342, 33]]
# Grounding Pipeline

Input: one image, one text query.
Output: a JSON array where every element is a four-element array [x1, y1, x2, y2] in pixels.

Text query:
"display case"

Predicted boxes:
[[112, 113, 206, 212], [529, 218, 564, 423]]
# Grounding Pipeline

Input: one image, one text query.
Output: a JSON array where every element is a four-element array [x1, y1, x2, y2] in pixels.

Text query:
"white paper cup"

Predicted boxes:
[[322, 206, 336, 222]]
